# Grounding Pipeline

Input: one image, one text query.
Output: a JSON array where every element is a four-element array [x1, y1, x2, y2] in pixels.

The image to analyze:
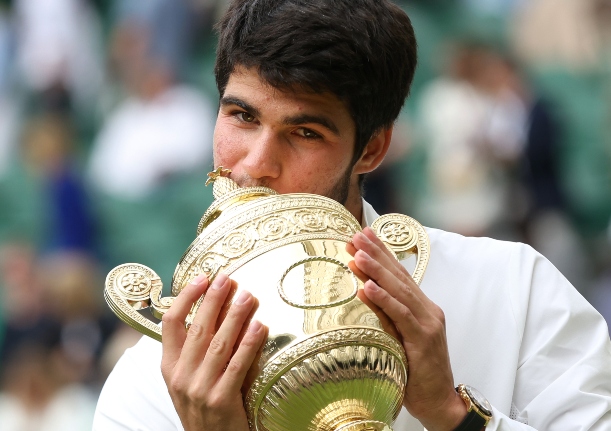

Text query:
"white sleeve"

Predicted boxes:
[[490, 245, 611, 430], [93, 336, 183, 431]]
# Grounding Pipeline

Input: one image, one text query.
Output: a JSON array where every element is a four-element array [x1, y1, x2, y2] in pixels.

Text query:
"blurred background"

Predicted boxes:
[[0, 0, 609, 429]]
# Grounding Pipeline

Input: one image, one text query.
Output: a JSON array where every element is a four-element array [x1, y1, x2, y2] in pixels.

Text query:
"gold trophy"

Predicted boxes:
[[104, 168, 430, 431]]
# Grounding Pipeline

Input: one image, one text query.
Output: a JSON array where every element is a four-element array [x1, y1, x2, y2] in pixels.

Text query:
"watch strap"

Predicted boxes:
[[452, 409, 486, 431]]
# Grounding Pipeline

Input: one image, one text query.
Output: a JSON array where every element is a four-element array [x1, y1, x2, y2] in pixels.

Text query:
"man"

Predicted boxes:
[[93, 1, 611, 430]]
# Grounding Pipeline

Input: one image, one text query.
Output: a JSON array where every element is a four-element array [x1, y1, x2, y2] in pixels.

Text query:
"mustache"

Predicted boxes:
[[231, 173, 273, 190]]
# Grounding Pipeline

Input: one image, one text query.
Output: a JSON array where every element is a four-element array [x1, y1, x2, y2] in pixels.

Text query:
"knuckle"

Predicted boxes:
[[161, 311, 176, 325], [205, 393, 227, 410], [186, 385, 207, 403], [397, 305, 412, 322], [208, 336, 227, 356], [168, 375, 186, 395], [225, 360, 243, 374], [431, 304, 446, 324], [241, 332, 260, 348], [436, 307, 446, 325], [187, 322, 204, 338], [227, 304, 245, 319], [401, 283, 413, 297]]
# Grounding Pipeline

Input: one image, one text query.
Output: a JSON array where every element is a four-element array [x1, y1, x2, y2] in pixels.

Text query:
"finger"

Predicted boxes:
[[353, 230, 412, 287], [242, 321, 269, 391], [199, 289, 257, 386], [355, 248, 432, 322], [363, 227, 398, 261], [363, 279, 423, 341], [346, 241, 357, 257], [161, 274, 209, 368], [215, 278, 239, 332], [348, 259, 369, 283], [232, 294, 259, 357], [179, 273, 232, 367], [220, 320, 268, 395], [355, 229, 434, 308], [356, 289, 400, 340]]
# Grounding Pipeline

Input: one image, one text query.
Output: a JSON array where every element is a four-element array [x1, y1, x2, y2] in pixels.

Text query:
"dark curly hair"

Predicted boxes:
[[214, 0, 417, 165]]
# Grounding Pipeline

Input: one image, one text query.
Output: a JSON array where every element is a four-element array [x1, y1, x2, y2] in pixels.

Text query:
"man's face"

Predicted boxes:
[[213, 67, 357, 204]]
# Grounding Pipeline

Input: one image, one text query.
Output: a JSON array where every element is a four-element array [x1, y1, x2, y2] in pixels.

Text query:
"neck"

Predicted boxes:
[[344, 179, 364, 225]]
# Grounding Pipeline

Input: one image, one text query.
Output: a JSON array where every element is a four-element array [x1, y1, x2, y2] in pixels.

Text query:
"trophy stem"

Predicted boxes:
[[335, 420, 393, 431], [312, 399, 394, 431]]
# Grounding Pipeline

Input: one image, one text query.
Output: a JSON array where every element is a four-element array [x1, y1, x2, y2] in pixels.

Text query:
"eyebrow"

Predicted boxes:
[[220, 95, 340, 136], [220, 96, 261, 118], [282, 114, 339, 135]]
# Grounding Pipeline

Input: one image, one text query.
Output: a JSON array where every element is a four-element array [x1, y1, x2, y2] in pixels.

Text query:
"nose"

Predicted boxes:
[[241, 129, 282, 182]]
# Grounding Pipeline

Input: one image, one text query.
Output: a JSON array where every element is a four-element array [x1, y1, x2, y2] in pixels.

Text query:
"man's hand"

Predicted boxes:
[[160, 273, 267, 431], [349, 228, 468, 431]]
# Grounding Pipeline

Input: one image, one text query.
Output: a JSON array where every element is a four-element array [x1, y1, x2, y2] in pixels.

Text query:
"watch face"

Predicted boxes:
[[465, 385, 493, 417]]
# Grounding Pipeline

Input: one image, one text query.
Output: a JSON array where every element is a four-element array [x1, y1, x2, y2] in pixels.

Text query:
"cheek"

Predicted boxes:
[[286, 152, 349, 194], [212, 121, 244, 168]]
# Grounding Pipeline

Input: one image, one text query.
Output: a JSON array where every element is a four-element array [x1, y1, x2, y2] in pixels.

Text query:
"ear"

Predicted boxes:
[[352, 127, 393, 175]]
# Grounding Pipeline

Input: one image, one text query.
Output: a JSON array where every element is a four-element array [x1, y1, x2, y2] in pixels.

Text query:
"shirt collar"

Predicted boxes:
[[361, 199, 380, 228]]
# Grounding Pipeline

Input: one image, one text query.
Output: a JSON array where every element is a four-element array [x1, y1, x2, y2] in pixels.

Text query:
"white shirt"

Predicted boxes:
[[94, 201, 611, 430], [88, 85, 214, 200]]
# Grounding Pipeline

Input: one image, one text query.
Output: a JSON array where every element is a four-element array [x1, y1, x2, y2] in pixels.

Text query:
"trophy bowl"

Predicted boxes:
[[104, 168, 430, 431]]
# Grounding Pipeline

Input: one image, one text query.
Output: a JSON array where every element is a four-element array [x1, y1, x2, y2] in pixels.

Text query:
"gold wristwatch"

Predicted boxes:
[[454, 384, 493, 431]]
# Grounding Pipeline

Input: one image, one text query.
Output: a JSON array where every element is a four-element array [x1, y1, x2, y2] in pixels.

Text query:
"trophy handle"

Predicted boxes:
[[370, 214, 430, 285], [104, 263, 177, 341]]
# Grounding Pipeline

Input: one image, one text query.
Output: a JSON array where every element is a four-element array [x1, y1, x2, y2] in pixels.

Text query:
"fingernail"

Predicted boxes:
[[189, 273, 208, 286], [248, 320, 262, 333], [358, 250, 372, 261], [234, 290, 251, 305], [359, 232, 371, 244], [366, 281, 380, 292], [210, 273, 229, 290]]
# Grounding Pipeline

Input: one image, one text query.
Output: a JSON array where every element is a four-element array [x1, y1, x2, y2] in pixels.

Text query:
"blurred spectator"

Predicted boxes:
[[0, 344, 97, 431], [417, 39, 590, 284], [0, 243, 56, 367], [87, 0, 214, 200], [13, 0, 104, 110], [38, 252, 108, 383], [417, 42, 527, 236], [0, 249, 106, 430], [0, 99, 18, 181], [511, 0, 609, 72], [0, 4, 13, 95], [0, 7, 18, 180], [21, 113, 96, 253]]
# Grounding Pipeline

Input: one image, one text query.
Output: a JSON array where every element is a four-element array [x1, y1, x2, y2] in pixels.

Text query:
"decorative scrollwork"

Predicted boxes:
[[222, 230, 255, 257], [293, 209, 327, 233], [109, 264, 156, 302], [377, 220, 417, 250], [327, 213, 354, 236], [119, 271, 151, 295], [258, 215, 291, 241], [104, 263, 164, 341], [371, 214, 430, 286]]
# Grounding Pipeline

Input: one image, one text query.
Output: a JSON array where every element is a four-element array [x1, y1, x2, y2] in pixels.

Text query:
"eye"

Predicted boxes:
[[295, 128, 322, 139], [237, 112, 256, 123]]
